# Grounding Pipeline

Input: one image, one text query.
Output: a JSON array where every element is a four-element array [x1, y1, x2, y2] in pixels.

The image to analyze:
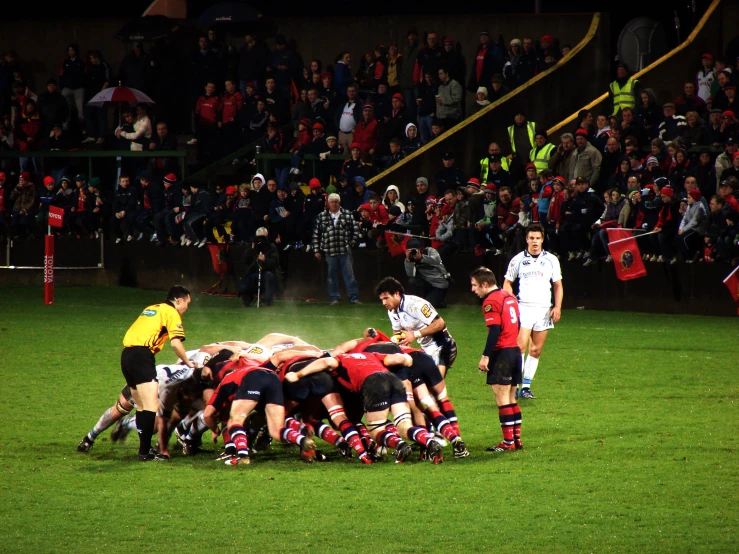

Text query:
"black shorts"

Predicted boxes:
[[234, 369, 284, 406], [486, 347, 523, 386], [120, 346, 156, 388], [438, 338, 458, 369], [360, 372, 407, 413], [284, 362, 336, 401], [408, 351, 444, 389]]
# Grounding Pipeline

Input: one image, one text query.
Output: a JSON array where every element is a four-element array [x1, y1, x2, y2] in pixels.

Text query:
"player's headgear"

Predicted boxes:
[[364, 342, 403, 354]]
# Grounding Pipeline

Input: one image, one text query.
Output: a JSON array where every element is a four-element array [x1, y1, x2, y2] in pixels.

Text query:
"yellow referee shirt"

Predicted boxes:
[[122, 302, 185, 354]]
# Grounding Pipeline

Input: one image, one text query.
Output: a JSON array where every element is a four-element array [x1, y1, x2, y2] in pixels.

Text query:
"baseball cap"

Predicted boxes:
[[441, 152, 455, 160]]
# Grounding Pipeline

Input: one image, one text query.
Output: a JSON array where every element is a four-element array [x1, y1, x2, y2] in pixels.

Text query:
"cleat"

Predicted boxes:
[[337, 440, 353, 460], [254, 426, 272, 452], [514, 440, 524, 450], [418, 446, 427, 461], [110, 420, 130, 443], [224, 454, 250, 466], [583, 258, 595, 267], [138, 448, 169, 461], [182, 440, 200, 456], [215, 446, 237, 461], [519, 388, 536, 399], [394, 442, 413, 463], [426, 439, 444, 464], [358, 453, 373, 464], [314, 450, 329, 462], [452, 438, 470, 458], [77, 435, 94, 453], [300, 438, 317, 463], [433, 433, 449, 448], [486, 441, 516, 452]]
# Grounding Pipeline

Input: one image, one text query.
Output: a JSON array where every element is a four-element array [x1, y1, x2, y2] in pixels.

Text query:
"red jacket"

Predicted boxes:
[[290, 128, 311, 153], [547, 190, 565, 225], [497, 198, 521, 230], [195, 95, 221, 126], [221, 91, 242, 124], [353, 117, 378, 153], [15, 113, 43, 151], [369, 203, 389, 224]]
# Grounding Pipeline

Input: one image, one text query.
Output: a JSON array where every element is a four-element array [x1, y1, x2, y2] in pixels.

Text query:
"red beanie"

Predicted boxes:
[[164, 173, 177, 184], [320, 71, 332, 80], [225, 185, 237, 195], [43, 176, 55, 186], [485, 183, 497, 192], [525, 163, 537, 171], [20, 171, 30, 180], [688, 189, 702, 201], [392, 93, 404, 101], [309, 178, 322, 189], [350, 142, 361, 150], [575, 128, 589, 138], [660, 186, 674, 198], [541, 34, 553, 44], [0, 172, 6, 180], [312, 122, 324, 130]]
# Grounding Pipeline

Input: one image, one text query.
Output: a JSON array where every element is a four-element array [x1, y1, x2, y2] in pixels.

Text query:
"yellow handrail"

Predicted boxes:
[[366, 12, 603, 187], [546, 0, 722, 137]]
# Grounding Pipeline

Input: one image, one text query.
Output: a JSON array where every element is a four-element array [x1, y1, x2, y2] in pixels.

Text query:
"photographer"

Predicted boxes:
[[404, 238, 450, 308], [238, 227, 282, 307]]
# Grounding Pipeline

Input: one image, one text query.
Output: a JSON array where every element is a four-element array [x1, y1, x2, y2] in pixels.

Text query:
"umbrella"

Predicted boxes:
[[198, 2, 259, 24], [115, 15, 181, 43], [87, 86, 155, 107]]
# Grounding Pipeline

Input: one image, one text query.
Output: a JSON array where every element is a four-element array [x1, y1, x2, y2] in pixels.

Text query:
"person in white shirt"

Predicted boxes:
[[336, 84, 361, 153], [375, 276, 457, 377], [696, 53, 717, 103], [503, 223, 563, 398]]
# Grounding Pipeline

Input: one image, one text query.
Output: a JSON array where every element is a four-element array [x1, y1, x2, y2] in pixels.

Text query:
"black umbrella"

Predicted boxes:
[[198, 2, 259, 24], [115, 15, 181, 43]]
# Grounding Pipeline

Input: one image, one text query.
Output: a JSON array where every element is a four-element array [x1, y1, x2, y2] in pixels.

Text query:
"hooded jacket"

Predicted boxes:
[[402, 123, 423, 156], [382, 184, 405, 212]]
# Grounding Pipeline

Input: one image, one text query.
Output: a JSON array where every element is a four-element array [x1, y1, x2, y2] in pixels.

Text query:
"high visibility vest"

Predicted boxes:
[[529, 143, 555, 173], [508, 121, 536, 154], [479, 156, 510, 181], [610, 78, 636, 115]]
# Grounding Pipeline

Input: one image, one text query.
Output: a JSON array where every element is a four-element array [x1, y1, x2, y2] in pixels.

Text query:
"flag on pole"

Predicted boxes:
[[48, 205, 65, 228], [385, 231, 410, 257], [607, 229, 647, 281], [723, 265, 739, 315]]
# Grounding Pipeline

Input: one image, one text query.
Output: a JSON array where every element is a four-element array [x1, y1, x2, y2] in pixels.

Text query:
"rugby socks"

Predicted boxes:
[[522, 356, 539, 389], [315, 422, 342, 446], [284, 416, 309, 435], [338, 420, 367, 456], [135, 410, 156, 456], [408, 426, 434, 446], [356, 422, 373, 450], [511, 404, 523, 445], [429, 410, 459, 443], [280, 427, 307, 448], [88, 407, 116, 440], [221, 426, 234, 450], [498, 404, 516, 445], [229, 424, 249, 457], [376, 430, 403, 449], [438, 398, 460, 435], [122, 415, 138, 431], [189, 413, 209, 442]]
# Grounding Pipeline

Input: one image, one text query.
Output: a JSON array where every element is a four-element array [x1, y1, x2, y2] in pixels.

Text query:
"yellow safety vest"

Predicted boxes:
[[529, 143, 555, 173], [508, 121, 536, 154], [479, 156, 510, 181], [610, 78, 636, 115]]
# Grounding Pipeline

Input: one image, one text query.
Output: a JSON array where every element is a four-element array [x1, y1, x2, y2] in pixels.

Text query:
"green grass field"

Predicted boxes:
[[0, 285, 737, 553]]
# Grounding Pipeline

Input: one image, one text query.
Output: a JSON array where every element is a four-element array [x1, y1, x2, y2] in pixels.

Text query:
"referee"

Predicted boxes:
[[121, 285, 195, 461]]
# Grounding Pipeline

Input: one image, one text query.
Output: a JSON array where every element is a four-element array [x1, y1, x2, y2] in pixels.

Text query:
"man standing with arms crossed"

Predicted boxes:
[[503, 223, 563, 399], [120, 285, 196, 460], [471, 266, 523, 452]]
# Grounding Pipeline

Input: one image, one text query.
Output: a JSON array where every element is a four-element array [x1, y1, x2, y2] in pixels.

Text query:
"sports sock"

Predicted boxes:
[[135, 410, 156, 455], [498, 404, 515, 444], [522, 356, 539, 388], [280, 427, 306, 448], [512, 404, 522, 442], [221, 426, 233, 446], [385, 423, 399, 435], [429, 409, 459, 442], [316, 422, 341, 445], [438, 398, 459, 435], [521, 353, 526, 373], [338, 420, 366, 456], [408, 426, 433, 446], [376, 430, 402, 449], [229, 424, 249, 457], [88, 407, 116, 440], [189, 413, 208, 441], [123, 415, 138, 431], [284, 416, 305, 433]]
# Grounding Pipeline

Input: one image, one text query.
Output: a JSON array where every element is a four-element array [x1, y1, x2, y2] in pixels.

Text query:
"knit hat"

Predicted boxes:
[[350, 142, 361, 151], [510, 38, 522, 46], [245, 81, 256, 89], [663, 102, 676, 109], [575, 128, 589, 138], [442, 151, 455, 160], [20, 171, 30, 180], [425, 195, 438, 205], [441, 204, 454, 216], [416, 177, 429, 186], [491, 74, 504, 83], [392, 93, 404, 102], [733, 151, 739, 160], [164, 173, 177, 185], [89, 177, 101, 189], [541, 34, 553, 44], [43, 176, 55, 186], [646, 156, 659, 166], [467, 177, 481, 189], [309, 178, 322, 189], [359, 203, 372, 213], [485, 183, 497, 192], [299, 118, 311, 127], [362, 103, 374, 111], [225, 185, 237, 195], [724, 111, 736, 119], [660, 186, 674, 198], [476, 86, 488, 97], [312, 122, 324, 130], [75, 173, 87, 181], [406, 238, 422, 249], [525, 162, 536, 171], [325, 184, 337, 194], [688, 189, 702, 201], [628, 190, 640, 199], [326, 135, 337, 141], [701, 53, 713, 60], [320, 71, 332, 80], [388, 205, 402, 216]]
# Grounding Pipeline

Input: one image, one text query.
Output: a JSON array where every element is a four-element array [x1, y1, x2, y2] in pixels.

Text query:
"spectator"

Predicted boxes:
[[609, 63, 640, 116], [352, 104, 378, 154], [183, 181, 213, 247], [119, 42, 153, 94], [82, 50, 112, 145], [485, 156, 513, 190], [710, 71, 731, 111], [681, 110, 706, 148], [131, 171, 164, 241], [416, 71, 438, 144], [148, 121, 178, 177], [467, 31, 504, 97], [154, 174, 182, 246], [503, 39, 523, 88], [414, 32, 445, 85], [508, 110, 537, 175], [312, 192, 360, 304], [409, 176, 431, 232], [703, 194, 725, 261], [300, 178, 326, 249], [435, 68, 463, 128], [403, 237, 450, 306], [516, 37, 539, 85], [472, 87, 490, 114], [487, 74, 509, 105], [247, 99, 270, 143], [305, 122, 328, 158], [675, 80, 708, 117], [715, 136, 738, 191], [340, 144, 362, 181], [268, 35, 300, 97], [452, 186, 472, 251], [9, 81, 37, 129], [238, 227, 281, 306], [636, 88, 662, 140], [560, 177, 603, 260], [573, 109, 596, 139], [376, 93, 407, 157], [355, 52, 376, 99], [9, 172, 37, 239], [15, 100, 43, 173], [658, 103, 688, 144], [237, 33, 269, 96], [402, 123, 422, 156], [400, 29, 421, 118], [335, 84, 361, 153], [189, 36, 219, 130], [377, 138, 405, 170], [46, 123, 77, 183], [117, 103, 152, 151], [110, 174, 137, 243], [351, 176, 372, 208], [371, 82, 391, 121], [716, 178, 739, 262], [720, 82, 737, 114], [695, 149, 717, 198], [262, 77, 289, 124], [583, 189, 625, 265], [318, 72, 341, 128], [334, 51, 353, 97], [668, 149, 695, 191], [530, 131, 555, 174], [620, 107, 646, 147], [696, 53, 717, 103], [435, 151, 465, 196], [382, 184, 404, 213], [59, 43, 86, 132], [385, 45, 402, 95], [35, 79, 69, 135], [720, 151, 739, 183], [597, 137, 623, 192], [434, 197, 456, 256], [230, 183, 255, 242], [722, 110, 739, 139], [650, 185, 680, 263], [219, 78, 243, 155], [592, 114, 612, 152], [570, 129, 602, 185], [442, 38, 466, 92], [608, 156, 635, 194]]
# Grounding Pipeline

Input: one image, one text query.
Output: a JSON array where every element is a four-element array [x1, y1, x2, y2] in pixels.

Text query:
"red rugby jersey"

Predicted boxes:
[[333, 353, 389, 392], [482, 288, 520, 350]]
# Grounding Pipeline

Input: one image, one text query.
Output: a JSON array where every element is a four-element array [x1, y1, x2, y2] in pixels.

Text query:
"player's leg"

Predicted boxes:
[[264, 402, 317, 462], [390, 401, 443, 464], [78, 390, 133, 452], [521, 329, 549, 398], [509, 388, 523, 450], [488, 385, 516, 451], [225, 398, 258, 465], [487, 348, 523, 451], [122, 347, 164, 461], [322, 392, 369, 462], [414, 381, 468, 458]]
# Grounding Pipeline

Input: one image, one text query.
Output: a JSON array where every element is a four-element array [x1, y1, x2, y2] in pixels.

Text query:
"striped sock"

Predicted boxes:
[[498, 404, 515, 444]]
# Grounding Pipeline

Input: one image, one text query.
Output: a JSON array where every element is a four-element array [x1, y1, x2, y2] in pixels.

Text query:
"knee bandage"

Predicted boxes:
[[115, 398, 132, 415], [393, 413, 411, 427], [365, 419, 387, 432], [418, 395, 435, 411], [435, 387, 448, 401]]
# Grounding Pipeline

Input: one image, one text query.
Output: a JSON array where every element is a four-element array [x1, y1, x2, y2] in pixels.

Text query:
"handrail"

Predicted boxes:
[[365, 12, 603, 188], [255, 153, 347, 181], [546, 0, 722, 138]]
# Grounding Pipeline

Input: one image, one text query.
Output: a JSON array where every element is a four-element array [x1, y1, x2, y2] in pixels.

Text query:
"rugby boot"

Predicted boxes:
[[225, 454, 251, 466], [486, 441, 516, 452], [519, 388, 536, 399], [452, 437, 470, 458], [77, 435, 94, 453], [394, 442, 413, 463], [138, 448, 169, 461], [426, 439, 444, 464], [300, 438, 317, 463], [110, 420, 131, 442]]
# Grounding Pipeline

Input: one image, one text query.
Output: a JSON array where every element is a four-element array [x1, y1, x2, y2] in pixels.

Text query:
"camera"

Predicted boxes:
[[409, 248, 418, 257]]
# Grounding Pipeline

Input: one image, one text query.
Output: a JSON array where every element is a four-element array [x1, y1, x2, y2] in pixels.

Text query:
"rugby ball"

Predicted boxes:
[[390, 332, 407, 344]]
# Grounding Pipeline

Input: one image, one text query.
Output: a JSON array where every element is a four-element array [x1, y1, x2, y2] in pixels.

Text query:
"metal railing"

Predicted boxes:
[[255, 153, 347, 180]]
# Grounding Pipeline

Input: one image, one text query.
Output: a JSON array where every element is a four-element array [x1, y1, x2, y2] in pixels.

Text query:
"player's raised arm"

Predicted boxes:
[[170, 338, 195, 368], [284, 356, 338, 383]]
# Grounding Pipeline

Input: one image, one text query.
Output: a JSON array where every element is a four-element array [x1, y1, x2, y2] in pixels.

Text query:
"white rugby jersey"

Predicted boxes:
[[504, 249, 562, 308], [388, 294, 452, 357], [696, 69, 716, 102]]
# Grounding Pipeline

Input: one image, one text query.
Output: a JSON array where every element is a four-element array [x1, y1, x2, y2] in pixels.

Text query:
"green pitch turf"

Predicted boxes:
[[0, 285, 736, 553]]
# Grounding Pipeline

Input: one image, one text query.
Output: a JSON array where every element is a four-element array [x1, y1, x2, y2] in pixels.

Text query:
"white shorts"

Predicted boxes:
[[519, 305, 554, 332]]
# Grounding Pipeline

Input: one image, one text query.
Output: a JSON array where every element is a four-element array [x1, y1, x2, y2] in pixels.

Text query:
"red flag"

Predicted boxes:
[[384, 231, 410, 257], [723, 266, 739, 315], [48, 205, 64, 228], [608, 235, 647, 281], [207, 243, 229, 273], [606, 228, 633, 243]]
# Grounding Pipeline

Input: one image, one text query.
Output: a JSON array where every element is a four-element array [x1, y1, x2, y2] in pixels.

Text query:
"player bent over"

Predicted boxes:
[[285, 352, 444, 464], [471, 267, 524, 452], [503, 223, 563, 399]]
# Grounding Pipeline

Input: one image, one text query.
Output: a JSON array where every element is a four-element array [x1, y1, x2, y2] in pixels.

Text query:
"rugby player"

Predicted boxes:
[[471, 267, 524, 451], [285, 351, 445, 464], [375, 277, 457, 378], [118, 286, 195, 461], [503, 223, 563, 399]]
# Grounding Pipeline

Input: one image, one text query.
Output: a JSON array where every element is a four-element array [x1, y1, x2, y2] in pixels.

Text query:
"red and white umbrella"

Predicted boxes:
[[87, 86, 155, 107]]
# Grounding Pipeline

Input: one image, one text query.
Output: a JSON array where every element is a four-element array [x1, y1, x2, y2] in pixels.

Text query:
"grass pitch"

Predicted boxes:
[[0, 285, 737, 553]]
